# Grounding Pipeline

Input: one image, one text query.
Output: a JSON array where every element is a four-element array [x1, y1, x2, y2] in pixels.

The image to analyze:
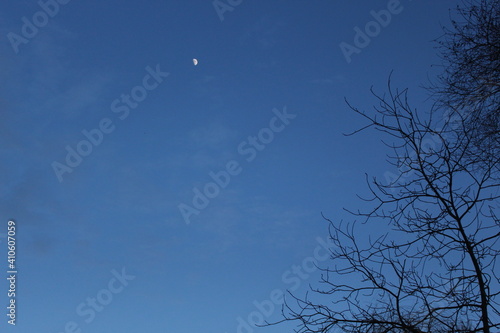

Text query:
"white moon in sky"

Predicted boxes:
[[193, 59, 198, 66]]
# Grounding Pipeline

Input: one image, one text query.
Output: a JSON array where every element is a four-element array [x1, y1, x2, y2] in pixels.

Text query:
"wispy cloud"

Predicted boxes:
[[310, 75, 346, 85], [243, 15, 287, 49], [188, 121, 239, 149], [165, 121, 239, 171]]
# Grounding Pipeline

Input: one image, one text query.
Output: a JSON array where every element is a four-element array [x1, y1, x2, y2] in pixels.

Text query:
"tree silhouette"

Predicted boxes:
[[269, 1, 500, 332], [271, 80, 500, 333], [431, 0, 499, 169]]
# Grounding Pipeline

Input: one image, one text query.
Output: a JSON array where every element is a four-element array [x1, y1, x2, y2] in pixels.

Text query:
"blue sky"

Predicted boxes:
[[0, 1, 460, 332]]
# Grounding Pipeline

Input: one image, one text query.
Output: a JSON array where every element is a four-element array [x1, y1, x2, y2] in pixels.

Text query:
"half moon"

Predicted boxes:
[[193, 58, 198, 66]]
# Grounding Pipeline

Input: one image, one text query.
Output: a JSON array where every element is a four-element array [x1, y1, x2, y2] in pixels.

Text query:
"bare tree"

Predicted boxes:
[[269, 0, 500, 333], [265, 2, 500, 332], [269, 81, 500, 333], [431, 0, 500, 166]]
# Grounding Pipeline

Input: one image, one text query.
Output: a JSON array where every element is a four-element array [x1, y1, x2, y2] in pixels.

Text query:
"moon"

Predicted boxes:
[[193, 58, 198, 66]]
